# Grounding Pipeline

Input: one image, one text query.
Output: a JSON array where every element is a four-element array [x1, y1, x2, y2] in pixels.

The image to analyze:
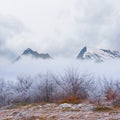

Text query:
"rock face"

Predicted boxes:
[[77, 46, 120, 62], [77, 46, 87, 59], [15, 48, 51, 61]]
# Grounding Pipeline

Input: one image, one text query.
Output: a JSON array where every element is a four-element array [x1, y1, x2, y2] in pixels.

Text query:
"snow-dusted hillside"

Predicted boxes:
[[77, 47, 120, 62]]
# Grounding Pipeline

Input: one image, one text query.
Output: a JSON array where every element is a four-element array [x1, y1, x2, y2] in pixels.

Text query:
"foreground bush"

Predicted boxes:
[[112, 98, 120, 107], [0, 69, 95, 106], [53, 68, 94, 101], [0, 69, 120, 106]]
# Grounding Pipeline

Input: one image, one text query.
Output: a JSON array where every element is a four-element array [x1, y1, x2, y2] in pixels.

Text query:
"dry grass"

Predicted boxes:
[[93, 106, 112, 112], [0, 103, 120, 120], [58, 95, 81, 104]]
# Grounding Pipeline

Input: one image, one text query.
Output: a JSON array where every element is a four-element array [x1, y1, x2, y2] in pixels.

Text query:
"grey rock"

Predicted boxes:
[[15, 48, 52, 62]]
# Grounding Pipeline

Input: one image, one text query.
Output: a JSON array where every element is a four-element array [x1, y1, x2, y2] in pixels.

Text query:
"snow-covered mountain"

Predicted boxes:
[[15, 48, 51, 61], [77, 46, 120, 62]]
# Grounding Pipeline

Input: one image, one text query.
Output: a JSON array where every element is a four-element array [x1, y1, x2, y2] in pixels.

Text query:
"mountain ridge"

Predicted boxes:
[[15, 48, 52, 61], [14, 47, 120, 62], [77, 46, 120, 62]]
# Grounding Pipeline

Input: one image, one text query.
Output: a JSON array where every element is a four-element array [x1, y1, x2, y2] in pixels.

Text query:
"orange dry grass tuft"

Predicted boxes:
[[59, 95, 81, 104]]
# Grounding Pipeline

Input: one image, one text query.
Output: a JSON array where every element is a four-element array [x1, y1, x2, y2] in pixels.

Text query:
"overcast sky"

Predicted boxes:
[[0, 0, 120, 59]]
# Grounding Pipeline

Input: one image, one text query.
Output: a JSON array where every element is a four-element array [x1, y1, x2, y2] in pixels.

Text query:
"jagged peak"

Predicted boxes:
[[23, 48, 35, 55], [77, 46, 120, 62], [14, 48, 52, 62], [81, 46, 87, 52], [26, 48, 32, 51], [77, 46, 87, 59]]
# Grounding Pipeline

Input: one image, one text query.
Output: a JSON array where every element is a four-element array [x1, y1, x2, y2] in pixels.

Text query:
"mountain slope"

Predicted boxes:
[[15, 48, 51, 61], [77, 46, 120, 62]]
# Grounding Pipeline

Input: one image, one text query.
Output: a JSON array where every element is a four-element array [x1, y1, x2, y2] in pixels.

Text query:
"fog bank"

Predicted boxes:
[[0, 58, 120, 81]]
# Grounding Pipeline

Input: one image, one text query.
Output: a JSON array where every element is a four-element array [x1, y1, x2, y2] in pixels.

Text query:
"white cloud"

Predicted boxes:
[[0, 15, 26, 59], [0, 0, 120, 59]]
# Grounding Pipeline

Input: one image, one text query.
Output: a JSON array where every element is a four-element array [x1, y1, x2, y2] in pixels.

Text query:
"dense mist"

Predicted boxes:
[[0, 57, 120, 81]]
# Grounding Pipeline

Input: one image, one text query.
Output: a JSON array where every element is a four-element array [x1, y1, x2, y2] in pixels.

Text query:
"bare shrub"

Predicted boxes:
[[115, 80, 120, 97], [90, 77, 120, 105], [103, 78, 118, 101], [13, 76, 33, 103], [0, 79, 6, 106], [88, 77, 105, 105], [0, 79, 15, 106], [3, 69, 120, 106], [112, 98, 120, 107], [53, 68, 94, 103], [32, 73, 58, 103], [112, 80, 120, 106]]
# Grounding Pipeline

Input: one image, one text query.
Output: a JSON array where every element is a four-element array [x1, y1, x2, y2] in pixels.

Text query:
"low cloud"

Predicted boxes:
[[0, 57, 120, 81], [0, 15, 25, 59]]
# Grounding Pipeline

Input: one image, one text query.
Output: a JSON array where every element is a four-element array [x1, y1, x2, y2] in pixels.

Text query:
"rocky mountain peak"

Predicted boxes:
[[77, 47, 120, 62], [15, 48, 52, 62], [77, 46, 87, 59]]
